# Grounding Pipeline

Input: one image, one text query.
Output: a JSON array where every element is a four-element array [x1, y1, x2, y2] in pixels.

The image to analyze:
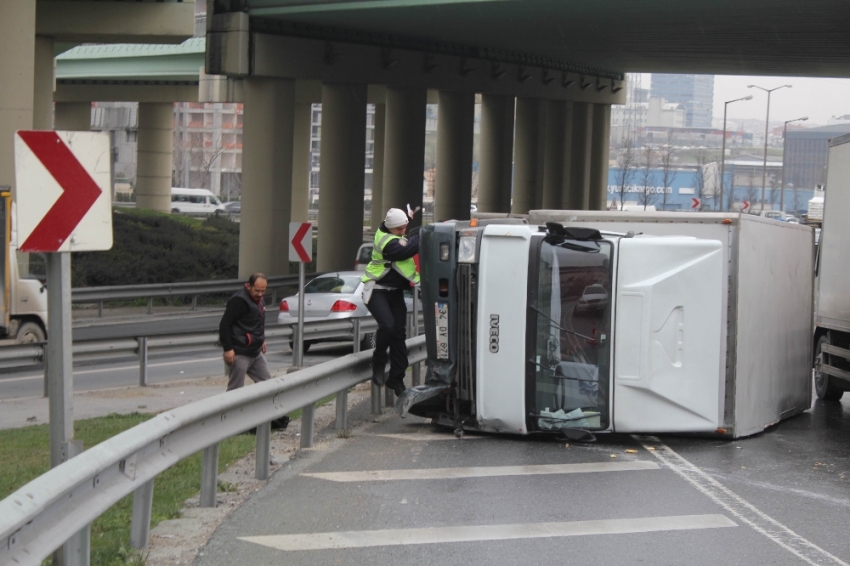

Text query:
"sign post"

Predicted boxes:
[[15, 130, 112, 566], [289, 222, 312, 367]]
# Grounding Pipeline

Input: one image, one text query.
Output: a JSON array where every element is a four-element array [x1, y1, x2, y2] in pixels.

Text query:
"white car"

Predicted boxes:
[[278, 271, 412, 351]]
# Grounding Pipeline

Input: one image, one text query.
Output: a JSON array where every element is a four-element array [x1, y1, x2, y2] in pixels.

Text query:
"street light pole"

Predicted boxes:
[[748, 84, 792, 212], [780, 116, 808, 213], [719, 95, 753, 211]]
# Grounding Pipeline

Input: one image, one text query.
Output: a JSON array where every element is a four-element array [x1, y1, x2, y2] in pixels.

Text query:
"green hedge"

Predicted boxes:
[[71, 209, 239, 287]]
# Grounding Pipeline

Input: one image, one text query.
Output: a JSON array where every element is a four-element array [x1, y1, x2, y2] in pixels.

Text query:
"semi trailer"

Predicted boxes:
[[400, 211, 814, 439]]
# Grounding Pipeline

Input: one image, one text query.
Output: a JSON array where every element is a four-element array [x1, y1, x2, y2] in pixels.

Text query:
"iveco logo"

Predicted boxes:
[[489, 314, 500, 353]]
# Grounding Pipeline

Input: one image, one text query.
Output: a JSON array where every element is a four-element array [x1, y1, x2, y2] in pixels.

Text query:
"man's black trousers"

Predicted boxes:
[[366, 288, 408, 384]]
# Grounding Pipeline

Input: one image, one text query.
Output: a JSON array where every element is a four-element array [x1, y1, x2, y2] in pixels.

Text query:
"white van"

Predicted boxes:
[[170, 188, 227, 216]]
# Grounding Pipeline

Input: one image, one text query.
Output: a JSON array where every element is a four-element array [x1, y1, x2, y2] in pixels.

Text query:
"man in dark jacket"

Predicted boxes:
[[219, 272, 271, 391]]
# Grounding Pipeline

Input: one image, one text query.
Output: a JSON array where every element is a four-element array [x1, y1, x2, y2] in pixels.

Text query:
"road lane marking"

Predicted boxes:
[[634, 435, 849, 566], [374, 432, 485, 441], [240, 513, 736, 551], [302, 461, 659, 482]]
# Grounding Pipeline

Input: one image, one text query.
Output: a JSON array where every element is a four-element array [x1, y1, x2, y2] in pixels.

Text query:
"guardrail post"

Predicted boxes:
[[335, 388, 348, 431], [43, 345, 48, 398], [371, 381, 382, 413], [130, 479, 155, 549], [147, 297, 153, 315], [384, 381, 394, 407], [191, 295, 198, 311], [138, 337, 148, 387], [300, 403, 315, 448], [255, 422, 271, 480], [54, 440, 90, 566], [97, 301, 103, 318], [200, 443, 219, 508]]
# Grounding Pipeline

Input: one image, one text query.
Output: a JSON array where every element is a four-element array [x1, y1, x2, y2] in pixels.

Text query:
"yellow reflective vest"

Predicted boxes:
[[361, 228, 420, 284]]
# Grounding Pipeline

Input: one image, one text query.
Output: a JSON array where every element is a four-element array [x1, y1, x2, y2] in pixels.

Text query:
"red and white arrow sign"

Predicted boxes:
[[691, 197, 701, 209], [15, 131, 112, 252], [289, 222, 312, 263], [742, 200, 750, 211]]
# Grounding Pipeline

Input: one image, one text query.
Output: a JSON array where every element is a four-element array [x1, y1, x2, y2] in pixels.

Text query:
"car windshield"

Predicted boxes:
[[357, 245, 373, 264], [304, 275, 361, 294], [530, 238, 613, 431]]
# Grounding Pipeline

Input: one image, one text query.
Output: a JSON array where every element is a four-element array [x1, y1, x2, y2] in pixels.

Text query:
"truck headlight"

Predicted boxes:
[[457, 236, 477, 263]]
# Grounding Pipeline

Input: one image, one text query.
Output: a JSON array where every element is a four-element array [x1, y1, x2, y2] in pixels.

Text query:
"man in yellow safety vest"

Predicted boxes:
[[361, 207, 420, 396]]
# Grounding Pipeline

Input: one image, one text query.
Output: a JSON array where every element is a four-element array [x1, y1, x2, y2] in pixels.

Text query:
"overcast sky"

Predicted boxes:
[[637, 73, 850, 127]]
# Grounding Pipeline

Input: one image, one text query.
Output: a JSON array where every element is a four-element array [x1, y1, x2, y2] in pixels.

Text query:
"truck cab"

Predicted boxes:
[[401, 219, 724, 437]]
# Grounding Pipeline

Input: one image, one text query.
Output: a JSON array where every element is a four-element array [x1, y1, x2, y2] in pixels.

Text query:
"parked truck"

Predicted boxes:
[[401, 211, 814, 439], [812, 133, 850, 401], [0, 189, 48, 343]]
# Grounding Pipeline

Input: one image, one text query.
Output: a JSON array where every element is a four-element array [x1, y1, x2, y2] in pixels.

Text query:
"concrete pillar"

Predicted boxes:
[[434, 91, 474, 221], [559, 102, 574, 209], [370, 103, 385, 232], [567, 102, 593, 209], [239, 78, 295, 277], [542, 100, 566, 209], [0, 0, 36, 194], [135, 103, 174, 213], [478, 94, 514, 213], [588, 103, 612, 211], [291, 102, 311, 222], [33, 35, 54, 131], [512, 97, 544, 214], [316, 83, 367, 272], [382, 87, 426, 227], [54, 102, 91, 131]]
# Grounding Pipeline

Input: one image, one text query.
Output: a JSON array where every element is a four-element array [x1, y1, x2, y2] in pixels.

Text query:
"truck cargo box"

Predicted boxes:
[[525, 210, 814, 438]]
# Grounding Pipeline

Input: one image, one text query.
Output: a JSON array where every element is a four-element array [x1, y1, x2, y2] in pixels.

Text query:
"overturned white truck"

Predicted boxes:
[[400, 211, 814, 440]]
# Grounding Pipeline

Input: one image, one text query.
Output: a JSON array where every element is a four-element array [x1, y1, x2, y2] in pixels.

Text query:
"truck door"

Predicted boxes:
[[613, 236, 724, 433]]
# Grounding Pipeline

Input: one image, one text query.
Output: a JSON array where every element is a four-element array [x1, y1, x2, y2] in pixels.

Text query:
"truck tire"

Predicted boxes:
[[360, 332, 376, 351], [814, 335, 844, 401], [16, 321, 45, 344]]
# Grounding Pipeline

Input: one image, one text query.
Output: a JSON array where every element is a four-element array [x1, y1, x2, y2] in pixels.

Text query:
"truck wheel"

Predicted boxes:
[[289, 341, 311, 353], [814, 335, 844, 401], [360, 332, 376, 351], [16, 321, 45, 344]]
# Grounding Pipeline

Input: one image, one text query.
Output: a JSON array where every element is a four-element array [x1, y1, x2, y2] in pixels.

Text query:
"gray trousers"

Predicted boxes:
[[226, 352, 272, 391]]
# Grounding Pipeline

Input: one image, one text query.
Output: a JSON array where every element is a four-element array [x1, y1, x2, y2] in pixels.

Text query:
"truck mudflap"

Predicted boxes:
[[395, 384, 449, 419]]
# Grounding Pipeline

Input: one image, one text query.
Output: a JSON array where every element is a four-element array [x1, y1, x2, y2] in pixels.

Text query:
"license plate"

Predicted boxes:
[[435, 302, 449, 359]]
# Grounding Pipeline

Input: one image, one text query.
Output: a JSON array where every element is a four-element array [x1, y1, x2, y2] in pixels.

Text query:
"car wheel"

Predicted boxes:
[[360, 332, 376, 351], [289, 340, 311, 353], [16, 321, 45, 344], [171, 208, 180, 214], [814, 334, 844, 401]]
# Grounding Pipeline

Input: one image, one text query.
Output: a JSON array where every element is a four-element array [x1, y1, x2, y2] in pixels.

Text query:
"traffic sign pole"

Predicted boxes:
[[46, 252, 74, 468], [294, 262, 305, 367]]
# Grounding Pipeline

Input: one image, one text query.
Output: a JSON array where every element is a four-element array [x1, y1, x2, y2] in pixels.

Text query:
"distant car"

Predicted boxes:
[[170, 188, 226, 216], [354, 242, 373, 271], [278, 271, 412, 351], [223, 201, 241, 214], [574, 284, 609, 314]]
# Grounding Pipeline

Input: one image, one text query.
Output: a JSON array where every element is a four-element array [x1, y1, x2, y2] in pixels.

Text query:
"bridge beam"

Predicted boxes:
[[477, 94, 514, 214], [135, 103, 174, 214], [36, 0, 194, 44], [567, 102, 594, 209], [55, 82, 199, 104], [589, 104, 612, 211], [54, 102, 91, 131], [512, 97, 544, 215], [382, 87, 426, 226]]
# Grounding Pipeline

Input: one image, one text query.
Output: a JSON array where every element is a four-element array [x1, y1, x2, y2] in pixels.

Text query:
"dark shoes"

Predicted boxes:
[[386, 377, 406, 397], [372, 366, 386, 387]]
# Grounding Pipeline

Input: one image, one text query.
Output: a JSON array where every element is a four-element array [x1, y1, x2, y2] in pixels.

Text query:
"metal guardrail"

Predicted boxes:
[[71, 273, 325, 317], [0, 334, 427, 565]]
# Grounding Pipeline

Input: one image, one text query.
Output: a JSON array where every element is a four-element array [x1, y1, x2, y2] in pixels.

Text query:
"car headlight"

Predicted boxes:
[[457, 235, 477, 263]]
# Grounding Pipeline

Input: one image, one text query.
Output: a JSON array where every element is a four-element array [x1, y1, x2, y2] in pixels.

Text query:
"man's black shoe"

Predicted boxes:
[[272, 416, 290, 430], [372, 367, 386, 387], [386, 378, 406, 397]]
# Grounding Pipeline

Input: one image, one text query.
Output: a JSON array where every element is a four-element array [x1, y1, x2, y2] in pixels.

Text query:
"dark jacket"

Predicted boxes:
[[219, 286, 265, 356], [376, 221, 420, 290]]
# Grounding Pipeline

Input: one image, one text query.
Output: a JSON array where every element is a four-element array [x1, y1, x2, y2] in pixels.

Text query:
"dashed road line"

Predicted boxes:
[[302, 461, 659, 482], [634, 435, 849, 566]]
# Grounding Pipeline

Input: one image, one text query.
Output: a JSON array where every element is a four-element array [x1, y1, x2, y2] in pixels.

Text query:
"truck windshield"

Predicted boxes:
[[530, 238, 613, 431]]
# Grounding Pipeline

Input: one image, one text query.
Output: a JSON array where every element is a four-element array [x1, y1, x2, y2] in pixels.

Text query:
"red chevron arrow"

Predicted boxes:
[[291, 222, 311, 262], [18, 131, 102, 252]]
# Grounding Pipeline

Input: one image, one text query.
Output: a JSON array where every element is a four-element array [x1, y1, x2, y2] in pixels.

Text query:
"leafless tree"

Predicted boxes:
[[173, 130, 224, 191], [658, 140, 677, 211], [768, 175, 782, 210], [638, 145, 657, 210], [744, 168, 760, 213], [693, 148, 712, 211], [614, 138, 636, 210]]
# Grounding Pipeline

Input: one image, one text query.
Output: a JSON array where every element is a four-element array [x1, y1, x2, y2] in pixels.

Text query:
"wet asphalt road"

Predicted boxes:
[[196, 393, 850, 566]]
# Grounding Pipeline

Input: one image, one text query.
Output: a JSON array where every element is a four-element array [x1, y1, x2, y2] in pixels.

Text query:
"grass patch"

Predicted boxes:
[[0, 413, 255, 565]]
